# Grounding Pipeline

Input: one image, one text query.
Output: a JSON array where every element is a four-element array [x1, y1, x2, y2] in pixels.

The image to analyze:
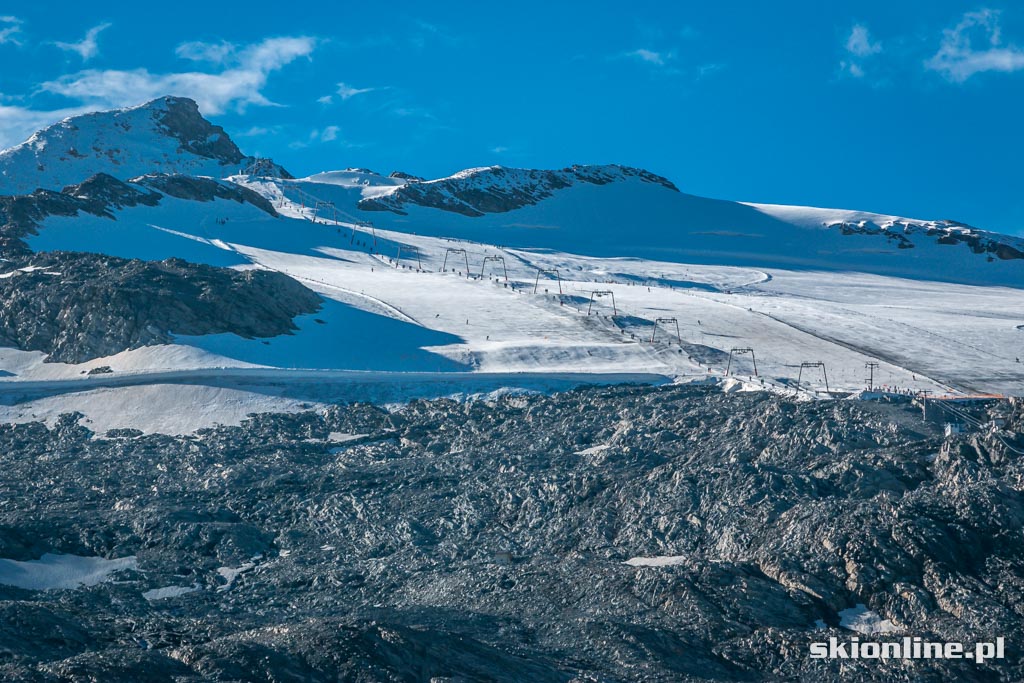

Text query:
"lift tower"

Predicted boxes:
[[651, 318, 682, 344], [726, 348, 758, 376], [798, 361, 830, 393], [587, 290, 617, 316]]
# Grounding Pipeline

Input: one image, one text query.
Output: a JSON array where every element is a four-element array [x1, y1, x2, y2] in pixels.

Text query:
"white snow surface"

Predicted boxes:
[[0, 554, 137, 591], [143, 584, 201, 601], [624, 555, 688, 567], [838, 604, 899, 635], [0, 384, 325, 435]]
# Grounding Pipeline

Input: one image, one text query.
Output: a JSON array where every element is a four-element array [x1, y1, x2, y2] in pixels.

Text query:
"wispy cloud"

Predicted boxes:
[[409, 19, 462, 49], [175, 40, 235, 64], [54, 22, 111, 60], [697, 63, 725, 80], [336, 82, 375, 100], [0, 102, 95, 147], [623, 48, 675, 67], [840, 24, 882, 78], [0, 15, 23, 46], [390, 105, 435, 119], [319, 81, 378, 105], [0, 35, 315, 149], [289, 124, 343, 148], [847, 24, 882, 58], [236, 125, 273, 137], [926, 9, 1024, 83], [41, 36, 316, 114]]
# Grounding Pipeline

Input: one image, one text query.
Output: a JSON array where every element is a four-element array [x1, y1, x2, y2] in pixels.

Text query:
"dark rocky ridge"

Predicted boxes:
[[0, 173, 277, 256], [132, 173, 278, 215], [0, 385, 1021, 680], [359, 164, 680, 217], [0, 252, 321, 363], [834, 220, 1024, 261]]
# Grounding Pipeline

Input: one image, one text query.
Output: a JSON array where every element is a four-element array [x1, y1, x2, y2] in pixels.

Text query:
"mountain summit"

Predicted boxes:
[[0, 97, 287, 195]]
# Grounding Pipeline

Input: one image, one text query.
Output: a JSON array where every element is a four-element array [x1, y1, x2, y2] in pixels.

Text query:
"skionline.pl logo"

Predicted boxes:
[[810, 636, 1006, 664]]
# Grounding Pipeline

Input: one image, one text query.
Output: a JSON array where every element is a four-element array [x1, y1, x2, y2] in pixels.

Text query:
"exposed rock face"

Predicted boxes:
[[152, 96, 245, 166], [0, 252, 321, 362], [359, 164, 679, 216], [133, 174, 278, 216], [388, 170, 424, 181], [61, 173, 163, 212], [0, 386, 1021, 680]]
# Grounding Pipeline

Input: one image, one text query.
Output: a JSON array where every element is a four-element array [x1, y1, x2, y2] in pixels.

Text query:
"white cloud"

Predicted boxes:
[[409, 19, 461, 49], [624, 48, 673, 67], [236, 125, 271, 137], [842, 62, 865, 78], [336, 82, 374, 100], [926, 9, 1024, 82], [54, 22, 111, 60], [840, 24, 882, 79], [0, 15, 23, 45], [697, 63, 725, 79], [319, 82, 379, 105], [40, 36, 315, 114], [0, 35, 315, 150], [846, 24, 882, 58], [175, 40, 235, 64], [0, 102, 96, 148], [290, 125, 342, 148]]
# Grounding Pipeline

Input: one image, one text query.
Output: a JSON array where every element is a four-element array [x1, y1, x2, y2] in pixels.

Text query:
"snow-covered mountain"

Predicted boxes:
[[0, 96, 288, 196], [246, 165, 1022, 287], [0, 96, 1021, 421], [1, 97, 1020, 285], [357, 164, 678, 216]]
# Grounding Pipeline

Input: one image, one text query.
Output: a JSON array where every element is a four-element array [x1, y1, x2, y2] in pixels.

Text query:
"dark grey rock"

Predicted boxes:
[[133, 174, 278, 216], [0, 386, 1020, 680], [0, 252, 321, 362]]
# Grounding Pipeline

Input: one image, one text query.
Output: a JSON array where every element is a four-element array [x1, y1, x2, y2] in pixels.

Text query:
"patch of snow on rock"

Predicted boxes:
[[0, 553, 137, 591], [838, 603, 898, 634]]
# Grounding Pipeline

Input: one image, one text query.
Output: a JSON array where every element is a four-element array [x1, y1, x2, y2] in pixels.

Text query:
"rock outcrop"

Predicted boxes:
[[0, 252, 321, 362], [0, 386, 1020, 680]]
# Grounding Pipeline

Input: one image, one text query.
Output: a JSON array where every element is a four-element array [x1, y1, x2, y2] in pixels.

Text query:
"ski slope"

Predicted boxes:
[[243, 170, 1024, 288], [9, 180, 1022, 421]]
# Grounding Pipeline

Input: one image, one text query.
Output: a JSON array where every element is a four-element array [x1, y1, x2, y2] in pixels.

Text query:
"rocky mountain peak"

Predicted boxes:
[[0, 97, 287, 196], [148, 96, 245, 166]]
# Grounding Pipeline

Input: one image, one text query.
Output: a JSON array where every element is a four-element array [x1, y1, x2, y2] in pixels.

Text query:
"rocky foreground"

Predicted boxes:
[[0, 385, 1022, 681]]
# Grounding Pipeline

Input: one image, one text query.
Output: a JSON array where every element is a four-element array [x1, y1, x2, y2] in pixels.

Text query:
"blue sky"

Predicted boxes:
[[2, 1, 1023, 234]]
